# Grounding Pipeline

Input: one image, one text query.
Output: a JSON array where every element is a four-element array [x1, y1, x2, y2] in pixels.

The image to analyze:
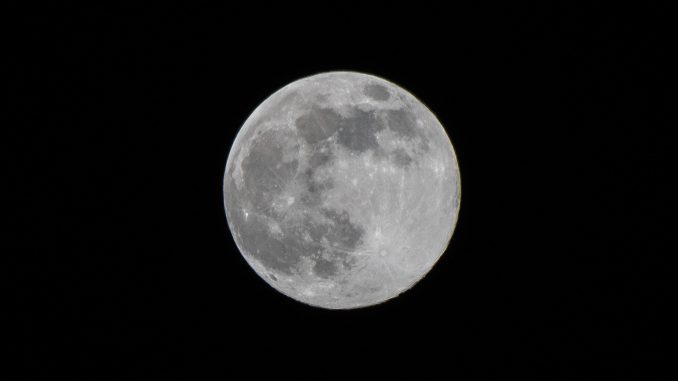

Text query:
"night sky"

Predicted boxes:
[[8, 3, 675, 379]]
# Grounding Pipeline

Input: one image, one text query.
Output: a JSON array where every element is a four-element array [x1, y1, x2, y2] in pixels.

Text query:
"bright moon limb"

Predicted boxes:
[[223, 71, 460, 309]]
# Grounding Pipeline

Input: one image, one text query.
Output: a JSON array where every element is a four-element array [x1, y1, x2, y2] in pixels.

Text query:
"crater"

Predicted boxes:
[[386, 108, 417, 138], [241, 130, 299, 213], [295, 106, 384, 153], [307, 143, 334, 168], [232, 199, 366, 278], [385, 107, 431, 153], [295, 107, 343, 145], [301, 177, 333, 207], [364, 83, 390, 101], [391, 148, 413, 167], [313, 257, 338, 278], [233, 213, 306, 275], [302, 208, 365, 278], [336, 108, 383, 153], [321, 209, 365, 250]]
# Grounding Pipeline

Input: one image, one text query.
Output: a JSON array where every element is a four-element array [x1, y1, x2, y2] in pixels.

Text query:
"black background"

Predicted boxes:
[[8, 3, 676, 379]]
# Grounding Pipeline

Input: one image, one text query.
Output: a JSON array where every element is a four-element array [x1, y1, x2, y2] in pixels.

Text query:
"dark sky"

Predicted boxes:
[[8, 3, 675, 379]]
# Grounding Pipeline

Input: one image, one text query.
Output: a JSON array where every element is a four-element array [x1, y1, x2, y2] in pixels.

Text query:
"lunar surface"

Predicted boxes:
[[223, 72, 460, 309]]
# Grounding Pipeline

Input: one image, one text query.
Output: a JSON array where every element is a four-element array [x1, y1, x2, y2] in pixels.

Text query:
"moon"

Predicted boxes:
[[223, 71, 460, 309]]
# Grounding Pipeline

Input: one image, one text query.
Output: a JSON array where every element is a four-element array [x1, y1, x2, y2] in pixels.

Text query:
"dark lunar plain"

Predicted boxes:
[[7, 3, 676, 379]]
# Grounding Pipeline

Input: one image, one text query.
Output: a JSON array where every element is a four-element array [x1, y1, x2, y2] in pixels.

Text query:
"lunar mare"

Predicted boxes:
[[223, 72, 460, 309]]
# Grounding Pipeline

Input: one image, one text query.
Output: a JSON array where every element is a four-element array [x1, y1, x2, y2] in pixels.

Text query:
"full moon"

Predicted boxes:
[[223, 72, 460, 309]]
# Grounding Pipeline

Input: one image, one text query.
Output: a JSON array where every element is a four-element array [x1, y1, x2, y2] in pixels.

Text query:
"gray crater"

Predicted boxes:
[[240, 130, 298, 212], [295, 107, 343, 145], [233, 213, 301, 275], [321, 208, 365, 250], [391, 148, 413, 167], [336, 109, 383, 152], [386, 108, 418, 138], [364, 83, 390, 101], [295, 106, 384, 153]]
